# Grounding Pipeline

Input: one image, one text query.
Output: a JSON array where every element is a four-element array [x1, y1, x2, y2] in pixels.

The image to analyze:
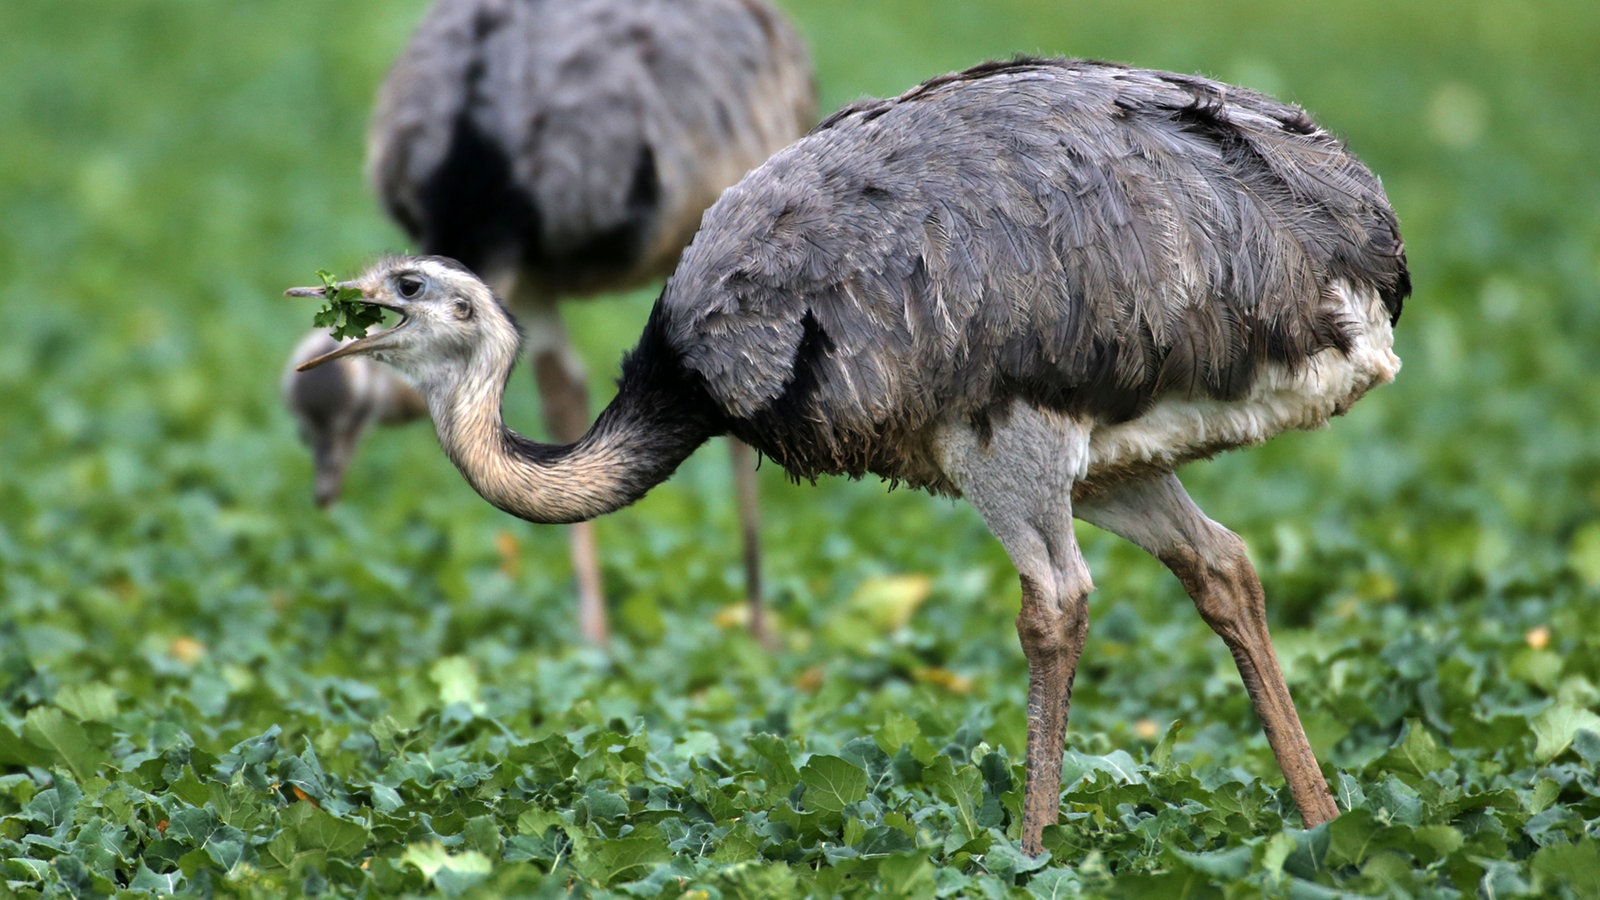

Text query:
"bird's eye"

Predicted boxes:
[[396, 274, 425, 299], [452, 299, 473, 320]]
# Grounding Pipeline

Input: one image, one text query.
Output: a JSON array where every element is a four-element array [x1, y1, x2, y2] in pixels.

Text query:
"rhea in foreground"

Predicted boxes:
[[289, 58, 1409, 855]]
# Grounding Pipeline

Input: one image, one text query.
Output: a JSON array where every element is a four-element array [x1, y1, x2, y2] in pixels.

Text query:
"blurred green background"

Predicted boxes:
[[4, 0, 1600, 895]]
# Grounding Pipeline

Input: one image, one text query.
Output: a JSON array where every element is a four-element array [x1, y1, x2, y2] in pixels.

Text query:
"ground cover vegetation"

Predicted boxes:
[[3, 0, 1600, 895]]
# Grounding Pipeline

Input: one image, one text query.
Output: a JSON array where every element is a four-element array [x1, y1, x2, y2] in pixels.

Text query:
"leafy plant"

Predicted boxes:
[[309, 269, 385, 341], [5, 0, 1600, 896]]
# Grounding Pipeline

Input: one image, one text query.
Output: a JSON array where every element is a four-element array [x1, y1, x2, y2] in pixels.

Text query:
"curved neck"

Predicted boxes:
[[420, 333, 720, 525]]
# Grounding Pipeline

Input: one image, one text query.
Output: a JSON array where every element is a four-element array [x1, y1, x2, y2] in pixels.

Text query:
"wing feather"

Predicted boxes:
[[659, 58, 1409, 482]]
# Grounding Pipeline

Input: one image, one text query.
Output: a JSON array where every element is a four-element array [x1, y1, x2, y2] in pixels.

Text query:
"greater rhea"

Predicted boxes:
[[289, 58, 1409, 855], [283, 331, 427, 508], [286, 0, 815, 643]]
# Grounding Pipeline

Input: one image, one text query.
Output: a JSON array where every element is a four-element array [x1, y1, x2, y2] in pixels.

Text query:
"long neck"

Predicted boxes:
[[421, 324, 722, 525]]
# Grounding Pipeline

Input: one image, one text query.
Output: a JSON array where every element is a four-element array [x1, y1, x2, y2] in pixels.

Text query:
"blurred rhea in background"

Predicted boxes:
[[283, 0, 817, 644]]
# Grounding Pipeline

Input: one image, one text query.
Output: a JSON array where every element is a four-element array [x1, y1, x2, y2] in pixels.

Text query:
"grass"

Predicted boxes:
[[3, 0, 1600, 896]]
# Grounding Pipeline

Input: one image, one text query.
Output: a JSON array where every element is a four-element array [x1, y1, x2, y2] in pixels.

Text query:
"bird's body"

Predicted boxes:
[[661, 59, 1404, 493], [369, 0, 816, 296], [292, 0, 815, 641], [291, 57, 1408, 855]]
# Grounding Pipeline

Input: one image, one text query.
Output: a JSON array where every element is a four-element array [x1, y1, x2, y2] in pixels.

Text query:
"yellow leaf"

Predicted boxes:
[[793, 666, 825, 693], [712, 602, 748, 630], [848, 574, 932, 632], [169, 636, 207, 665], [912, 666, 972, 694], [494, 531, 520, 578]]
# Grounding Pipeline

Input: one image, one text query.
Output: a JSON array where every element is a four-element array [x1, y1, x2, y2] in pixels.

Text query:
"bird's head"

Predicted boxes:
[[287, 256, 518, 388], [282, 331, 372, 509]]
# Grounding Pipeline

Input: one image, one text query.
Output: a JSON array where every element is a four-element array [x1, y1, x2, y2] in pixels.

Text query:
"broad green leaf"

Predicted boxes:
[[982, 835, 1050, 880], [1262, 831, 1296, 877], [707, 857, 802, 897], [1, 857, 49, 883], [1060, 749, 1143, 788], [278, 755, 330, 804], [1369, 776, 1424, 827], [1533, 703, 1600, 763], [572, 831, 672, 886], [1529, 778, 1562, 814], [128, 863, 182, 893], [218, 727, 282, 792], [67, 817, 131, 876], [876, 850, 936, 896], [926, 757, 983, 846], [576, 784, 629, 825], [1574, 729, 1600, 765], [0, 722, 44, 769], [515, 806, 566, 837], [672, 729, 719, 761], [1409, 825, 1464, 862], [1150, 719, 1183, 767], [461, 815, 502, 859], [168, 766, 210, 807], [1326, 807, 1381, 866], [23, 708, 107, 782], [1533, 839, 1600, 895], [507, 733, 580, 780], [747, 733, 799, 796], [800, 755, 868, 814], [1376, 719, 1450, 780], [23, 774, 82, 829], [400, 841, 492, 881], [1170, 844, 1253, 879], [711, 823, 762, 864], [166, 807, 248, 871], [1335, 772, 1365, 811], [876, 710, 921, 755], [293, 807, 369, 857], [54, 683, 117, 722], [1028, 869, 1083, 899], [1511, 648, 1564, 692], [1282, 824, 1332, 879]]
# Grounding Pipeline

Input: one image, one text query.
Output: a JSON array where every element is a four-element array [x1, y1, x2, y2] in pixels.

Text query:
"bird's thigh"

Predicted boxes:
[[934, 401, 1090, 580]]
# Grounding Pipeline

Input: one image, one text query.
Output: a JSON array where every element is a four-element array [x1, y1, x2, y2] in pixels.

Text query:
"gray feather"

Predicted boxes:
[[368, 0, 816, 296], [658, 58, 1409, 484]]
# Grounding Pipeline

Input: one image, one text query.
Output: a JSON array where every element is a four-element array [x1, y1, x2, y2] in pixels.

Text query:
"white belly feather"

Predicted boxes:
[[1084, 282, 1400, 481]]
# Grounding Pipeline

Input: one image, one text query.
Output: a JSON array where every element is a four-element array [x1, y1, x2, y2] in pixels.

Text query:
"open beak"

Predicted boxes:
[[284, 282, 406, 372]]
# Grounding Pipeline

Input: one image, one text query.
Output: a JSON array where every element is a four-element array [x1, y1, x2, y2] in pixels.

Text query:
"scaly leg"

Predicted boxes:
[[514, 287, 608, 644], [1015, 564, 1090, 854], [727, 439, 769, 646], [1076, 474, 1339, 826]]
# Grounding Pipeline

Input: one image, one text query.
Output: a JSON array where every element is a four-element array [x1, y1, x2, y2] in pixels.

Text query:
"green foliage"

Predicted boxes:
[[4, 0, 1600, 896], [308, 269, 386, 342]]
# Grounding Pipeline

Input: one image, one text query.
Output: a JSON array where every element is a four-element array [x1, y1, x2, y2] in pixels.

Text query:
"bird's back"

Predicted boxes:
[[654, 58, 1409, 489], [368, 0, 814, 296]]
